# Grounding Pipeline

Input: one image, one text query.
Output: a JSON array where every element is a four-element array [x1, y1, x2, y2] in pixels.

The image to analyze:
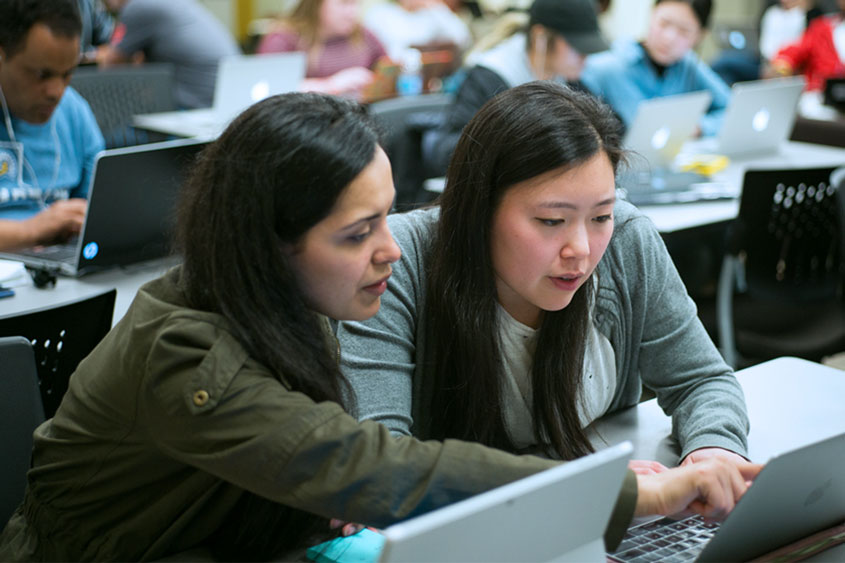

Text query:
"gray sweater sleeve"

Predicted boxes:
[[598, 202, 749, 459], [337, 209, 437, 436]]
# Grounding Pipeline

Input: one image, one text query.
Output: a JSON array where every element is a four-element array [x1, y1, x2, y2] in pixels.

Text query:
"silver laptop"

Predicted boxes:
[[0, 138, 207, 276], [713, 76, 806, 157], [378, 441, 633, 562], [608, 431, 845, 562], [623, 91, 713, 171], [133, 52, 306, 139]]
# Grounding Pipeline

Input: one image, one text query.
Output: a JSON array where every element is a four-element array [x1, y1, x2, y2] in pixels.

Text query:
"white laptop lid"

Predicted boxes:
[[716, 76, 806, 156], [623, 91, 712, 171], [698, 431, 845, 562], [212, 52, 306, 119], [379, 441, 633, 563]]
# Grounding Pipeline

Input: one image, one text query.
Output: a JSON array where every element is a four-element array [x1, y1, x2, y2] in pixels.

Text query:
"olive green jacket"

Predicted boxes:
[[0, 267, 636, 561]]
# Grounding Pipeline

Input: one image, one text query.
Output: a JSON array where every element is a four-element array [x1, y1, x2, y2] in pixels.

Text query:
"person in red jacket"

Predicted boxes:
[[769, 0, 845, 91]]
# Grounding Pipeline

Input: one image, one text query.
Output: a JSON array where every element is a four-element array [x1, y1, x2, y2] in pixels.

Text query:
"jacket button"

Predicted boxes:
[[193, 390, 210, 406]]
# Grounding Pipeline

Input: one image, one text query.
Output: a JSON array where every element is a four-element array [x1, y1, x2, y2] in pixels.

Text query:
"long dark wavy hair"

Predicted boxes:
[[424, 81, 625, 460], [173, 92, 380, 559]]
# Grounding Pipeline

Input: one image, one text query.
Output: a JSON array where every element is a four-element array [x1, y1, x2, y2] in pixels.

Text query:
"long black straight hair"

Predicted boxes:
[[175, 92, 379, 405], [424, 82, 625, 460], [173, 93, 381, 559]]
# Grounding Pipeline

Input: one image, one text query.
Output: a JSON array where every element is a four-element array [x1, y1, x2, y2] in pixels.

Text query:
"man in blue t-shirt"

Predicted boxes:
[[0, 0, 105, 251]]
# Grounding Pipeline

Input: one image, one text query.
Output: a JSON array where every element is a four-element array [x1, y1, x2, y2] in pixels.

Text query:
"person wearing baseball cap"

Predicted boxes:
[[580, 0, 730, 137], [421, 0, 610, 181]]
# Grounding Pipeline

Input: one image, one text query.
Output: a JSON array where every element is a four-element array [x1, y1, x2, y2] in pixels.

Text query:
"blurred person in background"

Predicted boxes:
[[767, 0, 845, 90], [257, 0, 387, 100], [98, 0, 241, 109], [581, 0, 729, 137], [422, 0, 608, 178]]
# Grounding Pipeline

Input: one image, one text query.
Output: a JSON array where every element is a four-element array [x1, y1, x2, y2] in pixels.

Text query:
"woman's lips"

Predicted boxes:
[[362, 274, 391, 296]]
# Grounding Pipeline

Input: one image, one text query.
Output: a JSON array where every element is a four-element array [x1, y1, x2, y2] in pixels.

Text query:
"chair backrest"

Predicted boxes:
[[0, 288, 116, 418], [369, 93, 453, 209], [729, 166, 843, 302], [71, 63, 176, 148], [0, 336, 45, 525]]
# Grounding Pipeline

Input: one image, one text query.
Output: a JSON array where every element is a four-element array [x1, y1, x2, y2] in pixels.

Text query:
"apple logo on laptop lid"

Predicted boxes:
[[651, 127, 670, 150], [752, 108, 770, 132], [250, 81, 270, 103]]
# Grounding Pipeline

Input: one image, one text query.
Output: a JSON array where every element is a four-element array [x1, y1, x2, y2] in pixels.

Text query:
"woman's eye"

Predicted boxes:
[[593, 215, 613, 224], [537, 218, 563, 227], [348, 231, 370, 243]]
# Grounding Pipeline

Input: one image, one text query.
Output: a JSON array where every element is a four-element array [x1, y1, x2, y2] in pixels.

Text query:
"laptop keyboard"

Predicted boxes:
[[16, 242, 78, 264], [608, 514, 721, 562]]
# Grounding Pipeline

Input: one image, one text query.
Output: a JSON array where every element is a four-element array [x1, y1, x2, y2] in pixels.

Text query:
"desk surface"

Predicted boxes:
[[644, 140, 845, 233], [0, 258, 175, 326]]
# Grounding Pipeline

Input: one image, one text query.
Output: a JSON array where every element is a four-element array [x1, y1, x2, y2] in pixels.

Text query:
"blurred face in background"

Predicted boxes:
[[319, 0, 361, 38], [644, 1, 702, 66], [529, 25, 586, 82]]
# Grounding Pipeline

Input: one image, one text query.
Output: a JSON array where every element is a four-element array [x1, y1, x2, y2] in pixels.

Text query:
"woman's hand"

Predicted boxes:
[[634, 457, 763, 520], [628, 459, 670, 475], [681, 447, 748, 467]]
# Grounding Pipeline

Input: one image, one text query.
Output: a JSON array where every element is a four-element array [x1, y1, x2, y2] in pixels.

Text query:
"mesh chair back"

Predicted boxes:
[[731, 166, 843, 302], [0, 336, 45, 525], [0, 289, 116, 418], [369, 93, 453, 209], [71, 64, 176, 148]]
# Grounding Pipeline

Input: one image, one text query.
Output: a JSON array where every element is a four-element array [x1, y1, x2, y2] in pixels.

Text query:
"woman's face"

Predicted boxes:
[[287, 146, 401, 321], [644, 2, 702, 66], [319, 0, 361, 38], [490, 151, 616, 329]]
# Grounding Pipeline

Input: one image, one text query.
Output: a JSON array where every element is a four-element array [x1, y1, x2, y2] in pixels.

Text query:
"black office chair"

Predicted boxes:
[[369, 93, 453, 210], [717, 166, 845, 368], [0, 288, 116, 418], [0, 336, 45, 525], [70, 63, 176, 149]]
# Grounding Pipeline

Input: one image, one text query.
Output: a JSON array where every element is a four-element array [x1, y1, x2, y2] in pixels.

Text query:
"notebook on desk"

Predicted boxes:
[[133, 52, 306, 139], [0, 138, 208, 276], [710, 76, 806, 157], [378, 441, 632, 562], [608, 431, 845, 563]]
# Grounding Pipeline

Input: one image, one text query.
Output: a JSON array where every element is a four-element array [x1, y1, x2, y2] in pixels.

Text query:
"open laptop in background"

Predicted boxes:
[[608, 431, 845, 562], [377, 442, 632, 562], [0, 138, 208, 277], [616, 91, 740, 206], [709, 76, 806, 157], [133, 52, 306, 139], [622, 90, 712, 172]]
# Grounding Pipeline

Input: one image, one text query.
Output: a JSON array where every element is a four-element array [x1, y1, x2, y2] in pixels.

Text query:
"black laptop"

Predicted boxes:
[[0, 138, 207, 276]]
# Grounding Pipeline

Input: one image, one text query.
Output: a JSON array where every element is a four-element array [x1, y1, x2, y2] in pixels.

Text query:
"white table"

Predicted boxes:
[[0, 257, 177, 327]]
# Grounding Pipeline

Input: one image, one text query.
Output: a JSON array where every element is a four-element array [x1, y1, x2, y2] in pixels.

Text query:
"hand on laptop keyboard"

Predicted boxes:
[[634, 457, 763, 520], [22, 198, 87, 247]]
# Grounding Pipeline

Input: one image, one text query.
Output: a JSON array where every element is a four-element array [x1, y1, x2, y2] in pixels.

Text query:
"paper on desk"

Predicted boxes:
[[0, 259, 29, 287]]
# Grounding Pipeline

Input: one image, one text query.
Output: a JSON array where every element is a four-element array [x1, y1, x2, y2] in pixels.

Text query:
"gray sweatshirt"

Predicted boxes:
[[337, 202, 749, 460]]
